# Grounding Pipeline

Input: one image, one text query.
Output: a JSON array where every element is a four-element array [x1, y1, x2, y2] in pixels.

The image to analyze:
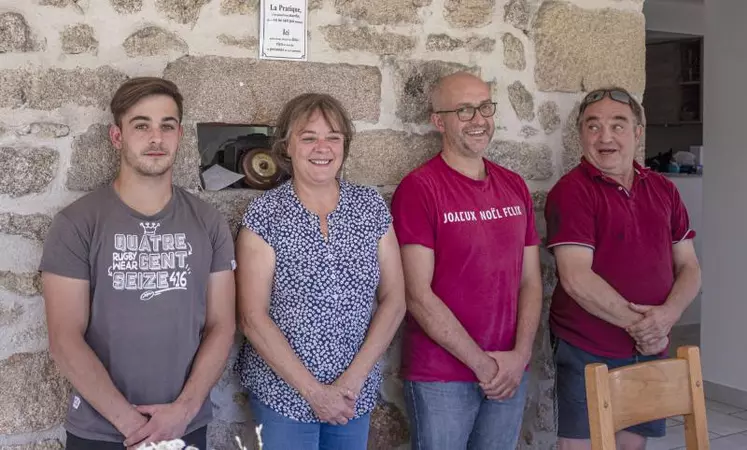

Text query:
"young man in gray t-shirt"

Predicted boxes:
[[39, 77, 237, 450]]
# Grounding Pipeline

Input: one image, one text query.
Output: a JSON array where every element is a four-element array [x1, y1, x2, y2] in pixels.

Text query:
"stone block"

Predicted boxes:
[[163, 56, 381, 124], [503, 33, 526, 70], [533, 2, 645, 94], [0, 69, 30, 108], [66, 124, 117, 192], [504, 0, 530, 31], [508, 80, 535, 122], [39, 0, 77, 6], [0, 271, 41, 297], [220, 0, 258, 15], [0, 213, 52, 242], [196, 190, 259, 238], [538, 101, 561, 134], [61, 24, 97, 55], [0, 13, 32, 53], [15, 122, 71, 139], [0, 301, 23, 327], [443, 0, 495, 28], [123, 26, 188, 57], [486, 140, 553, 180], [0, 352, 71, 434], [207, 420, 257, 450], [519, 125, 539, 139], [562, 102, 582, 174], [389, 58, 479, 124], [532, 190, 547, 212], [335, 0, 432, 25], [425, 34, 494, 53], [344, 130, 440, 186], [0, 147, 58, 197], [321, 25, 415, 56], [28, 66, 128, 110], [217, 34, 258, 50], [109, 0, 143, 13], [368, 400, 409, 450], [155, 0, 210, 25], [0, 440, 64, 450]]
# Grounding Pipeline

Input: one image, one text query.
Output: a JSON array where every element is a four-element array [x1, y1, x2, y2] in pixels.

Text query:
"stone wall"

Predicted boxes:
[[0, 0, 645, 449]]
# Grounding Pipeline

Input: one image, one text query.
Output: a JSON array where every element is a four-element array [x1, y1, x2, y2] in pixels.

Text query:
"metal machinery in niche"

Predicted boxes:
[[198, 124, 289, 190]]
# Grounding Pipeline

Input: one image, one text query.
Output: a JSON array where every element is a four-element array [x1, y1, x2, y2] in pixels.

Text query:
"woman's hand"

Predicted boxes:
[[305, 384, 355, 425]]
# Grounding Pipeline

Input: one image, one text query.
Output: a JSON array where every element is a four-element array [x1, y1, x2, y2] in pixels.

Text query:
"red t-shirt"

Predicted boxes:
[[391, 154, 540, 382], [544, 158, 695, 358]]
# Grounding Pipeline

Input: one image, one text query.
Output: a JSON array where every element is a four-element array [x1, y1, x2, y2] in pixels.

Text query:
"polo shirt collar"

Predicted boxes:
[[579, 157, 649, 183]]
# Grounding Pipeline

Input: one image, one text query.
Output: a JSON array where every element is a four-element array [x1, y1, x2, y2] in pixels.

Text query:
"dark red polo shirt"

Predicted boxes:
[[544, 158, 695, 358]]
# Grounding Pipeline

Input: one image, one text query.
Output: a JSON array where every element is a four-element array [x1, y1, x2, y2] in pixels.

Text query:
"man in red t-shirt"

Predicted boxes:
[[544, 87, 702, 450], [391, 72, 543, 450]]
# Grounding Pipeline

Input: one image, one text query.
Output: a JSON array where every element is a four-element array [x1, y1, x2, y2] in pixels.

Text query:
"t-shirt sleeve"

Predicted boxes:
[[670, 183, 696, 243], [520, 179, 541, 247], [390, 175, 435, 249], [210, 210, 236, 273], [544, 180, 596, 250], [241, 196, 272, 245], [38, 212, 90, 280]]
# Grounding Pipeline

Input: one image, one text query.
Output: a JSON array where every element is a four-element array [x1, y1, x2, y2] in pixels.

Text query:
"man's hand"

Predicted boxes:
[[472, 353, 499, 387], [626, 303, 679, 345], [479, 351, 527, 401], [123, 403, 192, 449], [305, 384, 356, 426], [118, 411, 149, 447], [636, 335, 669, 356]]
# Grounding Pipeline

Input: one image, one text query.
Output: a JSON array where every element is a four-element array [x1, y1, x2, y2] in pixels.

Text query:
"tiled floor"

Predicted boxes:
[[648, 399, 747, 449]]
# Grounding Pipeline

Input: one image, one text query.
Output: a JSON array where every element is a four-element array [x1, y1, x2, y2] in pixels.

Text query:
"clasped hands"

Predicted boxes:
[[626, 302, 679, 356], [121, 402, 193, 450], [477, 350, 527, 401]]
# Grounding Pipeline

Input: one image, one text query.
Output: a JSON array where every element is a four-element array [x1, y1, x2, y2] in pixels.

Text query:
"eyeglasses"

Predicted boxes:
[[434, 102, 497, 122]]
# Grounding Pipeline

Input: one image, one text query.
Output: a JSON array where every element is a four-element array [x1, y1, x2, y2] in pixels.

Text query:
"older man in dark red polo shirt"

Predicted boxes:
[[544, 87, 702, 450]]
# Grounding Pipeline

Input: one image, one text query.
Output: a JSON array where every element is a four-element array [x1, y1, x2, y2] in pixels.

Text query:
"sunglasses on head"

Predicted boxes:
[[581, 89, 633, 109]]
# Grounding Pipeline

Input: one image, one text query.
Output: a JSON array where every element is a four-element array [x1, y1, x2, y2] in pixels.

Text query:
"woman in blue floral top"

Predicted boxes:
[[235, 93, 406, 449]]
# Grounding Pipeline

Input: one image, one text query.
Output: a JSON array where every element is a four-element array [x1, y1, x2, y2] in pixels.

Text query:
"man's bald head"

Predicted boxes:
[[430, 72, 489, 112]]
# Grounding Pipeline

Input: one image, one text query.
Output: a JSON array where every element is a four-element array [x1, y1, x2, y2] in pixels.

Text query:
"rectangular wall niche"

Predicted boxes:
[[197, 123, 288, 191]]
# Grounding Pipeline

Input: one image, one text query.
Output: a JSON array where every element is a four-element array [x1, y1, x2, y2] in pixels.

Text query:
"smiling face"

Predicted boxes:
[[109, 94, 182, 179], [287, 109, 345, 186], [580, 96, 642, 179], [431, 73, 495, 159]]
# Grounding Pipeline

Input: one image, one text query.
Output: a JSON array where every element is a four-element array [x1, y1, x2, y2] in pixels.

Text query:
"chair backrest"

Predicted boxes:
[[585, 345, 710, 450]]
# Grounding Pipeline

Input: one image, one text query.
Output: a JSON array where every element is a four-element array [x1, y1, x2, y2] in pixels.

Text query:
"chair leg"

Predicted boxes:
[[678, 346, 710, 450]]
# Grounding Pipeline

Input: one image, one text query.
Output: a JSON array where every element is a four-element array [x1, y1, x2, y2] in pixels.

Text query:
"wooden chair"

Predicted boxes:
[[585, 345, 710, 450]]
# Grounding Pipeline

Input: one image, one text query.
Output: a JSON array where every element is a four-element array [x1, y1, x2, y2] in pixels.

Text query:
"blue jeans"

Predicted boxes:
[[404, 372, 529, 450], [553, 335, 666, 439], [249, 395, 370, 450]]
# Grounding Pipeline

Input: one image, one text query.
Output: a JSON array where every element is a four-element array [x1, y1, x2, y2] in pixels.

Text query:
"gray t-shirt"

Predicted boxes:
[[39, 184, 235, 442]]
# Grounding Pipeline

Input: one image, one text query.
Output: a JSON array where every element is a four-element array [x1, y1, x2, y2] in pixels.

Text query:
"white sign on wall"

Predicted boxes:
[[259, 0, 307, 61]]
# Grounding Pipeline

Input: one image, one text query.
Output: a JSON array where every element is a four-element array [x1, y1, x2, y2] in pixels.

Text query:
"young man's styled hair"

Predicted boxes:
[[271, 93, 355, 175], [110, 77, 184, 127]]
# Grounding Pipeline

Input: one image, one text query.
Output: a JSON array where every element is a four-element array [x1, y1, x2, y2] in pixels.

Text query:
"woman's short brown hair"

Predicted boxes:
[[110, 77, 184, 127], [271, 93, 355, 176]]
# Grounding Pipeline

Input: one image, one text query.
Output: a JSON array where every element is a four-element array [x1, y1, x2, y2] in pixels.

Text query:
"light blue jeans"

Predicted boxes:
[[404, 372, 529, 450], [249, 395, 370, 450]]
